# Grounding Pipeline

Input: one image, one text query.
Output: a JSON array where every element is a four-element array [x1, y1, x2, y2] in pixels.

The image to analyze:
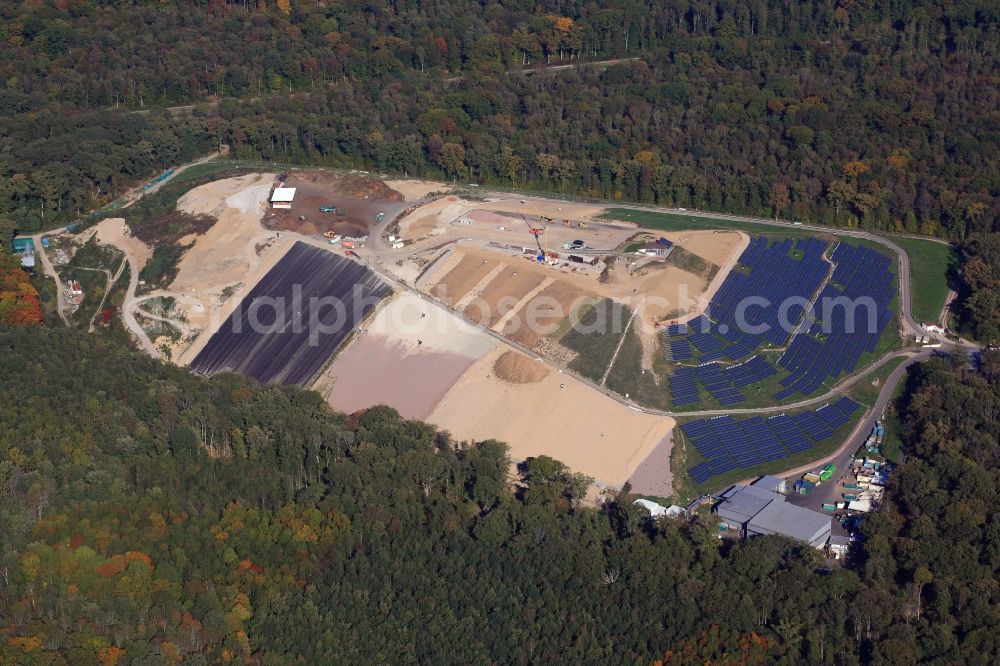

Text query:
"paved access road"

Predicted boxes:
[[784, 351, 928, 510], [190, 242, 390, 386]]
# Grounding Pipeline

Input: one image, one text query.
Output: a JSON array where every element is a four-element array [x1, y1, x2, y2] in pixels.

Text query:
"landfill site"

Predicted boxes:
[[62, 168, 880, 514]]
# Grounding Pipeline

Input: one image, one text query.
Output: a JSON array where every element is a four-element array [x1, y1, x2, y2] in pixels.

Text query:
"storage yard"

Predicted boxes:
[[264, 172, 408, 238], [190, 242, 390, 386]]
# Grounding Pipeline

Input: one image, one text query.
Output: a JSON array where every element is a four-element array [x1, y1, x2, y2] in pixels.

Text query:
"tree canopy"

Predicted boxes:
[[0, 324, 998, 662], [0, 0, 996, 237]]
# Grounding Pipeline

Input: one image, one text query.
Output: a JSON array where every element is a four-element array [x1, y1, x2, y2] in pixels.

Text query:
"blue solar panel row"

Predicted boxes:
[[776, 242, 896, 399], [723, 355, 777, 387], [669, 366, 699, 406], [664, 323, 688, 337], [682, 397, 864, 484], [669, 339, 692, 361], [664, 237, 828, 376], [665, 237, 895, 406]]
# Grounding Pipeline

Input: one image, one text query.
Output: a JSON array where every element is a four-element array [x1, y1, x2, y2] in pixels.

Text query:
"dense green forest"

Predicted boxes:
[[1, 323, 998, 663], [1, 0, 996, 237], [955, 232, 1000, 344]]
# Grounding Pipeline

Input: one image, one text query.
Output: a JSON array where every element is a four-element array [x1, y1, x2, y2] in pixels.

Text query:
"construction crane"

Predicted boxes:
[[520, 213, 546, 260]]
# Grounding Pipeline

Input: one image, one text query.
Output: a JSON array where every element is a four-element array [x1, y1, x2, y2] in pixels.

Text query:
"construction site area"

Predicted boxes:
[[41, 169, 789, 496]]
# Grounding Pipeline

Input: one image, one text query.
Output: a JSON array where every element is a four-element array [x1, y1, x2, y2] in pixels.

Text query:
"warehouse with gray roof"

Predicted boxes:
[[715, 477, 831, 548]]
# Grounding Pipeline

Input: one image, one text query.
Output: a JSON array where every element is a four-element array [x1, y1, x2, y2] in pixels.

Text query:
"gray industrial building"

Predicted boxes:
[[715, 477, 831, 548]]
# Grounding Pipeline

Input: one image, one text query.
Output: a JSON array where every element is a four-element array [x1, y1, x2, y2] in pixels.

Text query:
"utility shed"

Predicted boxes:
[[270, 187, 297, 209], [634, 499, 685, 518], [746, 501, 832, 548]]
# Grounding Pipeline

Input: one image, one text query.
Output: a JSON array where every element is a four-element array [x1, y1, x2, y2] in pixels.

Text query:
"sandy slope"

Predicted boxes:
[[428, 346, 675, 487]]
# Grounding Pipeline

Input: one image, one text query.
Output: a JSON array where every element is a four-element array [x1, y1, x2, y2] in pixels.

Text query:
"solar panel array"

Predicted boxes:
[[669, 366, 699, 405], [662, 236, 896, 406], [662, 237, 826, 369], [774, 243, 895, 399], [684, 397, 863, 484], [724, 355, 777, 387], [696, 363, 747, 405], [708, 237, 828, 350]]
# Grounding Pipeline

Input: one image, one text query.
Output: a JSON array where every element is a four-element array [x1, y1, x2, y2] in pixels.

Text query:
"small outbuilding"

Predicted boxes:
[[270, 187, 297, 209], [637, 243, 672, 257], [634, 499, 685, 519]]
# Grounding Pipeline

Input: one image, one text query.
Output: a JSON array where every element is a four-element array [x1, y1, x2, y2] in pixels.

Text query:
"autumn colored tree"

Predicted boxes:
[[768, 182, 790, 220]]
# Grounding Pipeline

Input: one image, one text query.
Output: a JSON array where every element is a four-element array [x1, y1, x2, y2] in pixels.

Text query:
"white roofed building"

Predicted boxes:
[[270, 187, 296, 209]]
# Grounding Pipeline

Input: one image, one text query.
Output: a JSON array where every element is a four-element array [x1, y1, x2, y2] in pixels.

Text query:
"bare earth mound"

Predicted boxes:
[[428, 347, 674, 487], [493, 350, 551, 384]]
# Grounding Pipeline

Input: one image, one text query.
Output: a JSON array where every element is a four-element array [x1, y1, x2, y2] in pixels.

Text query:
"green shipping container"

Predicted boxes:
[[11, 238, 33, 253], [822, 504, 837, 512]]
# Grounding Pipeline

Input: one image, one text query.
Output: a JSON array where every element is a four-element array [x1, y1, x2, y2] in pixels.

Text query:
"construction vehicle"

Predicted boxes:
[[519, 213, 546, 258]]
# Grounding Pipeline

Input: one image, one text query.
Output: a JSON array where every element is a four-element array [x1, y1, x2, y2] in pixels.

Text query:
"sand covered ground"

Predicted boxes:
[[95, 217, 153, 267], [396, 195, 629, 250], [321, 291, 496, 419], [627, 434, 674, 497], [427, 347, 675, 487], [658, 229, 746, 268], [173, 173, 276, 296], [385, 179, 450, 201]]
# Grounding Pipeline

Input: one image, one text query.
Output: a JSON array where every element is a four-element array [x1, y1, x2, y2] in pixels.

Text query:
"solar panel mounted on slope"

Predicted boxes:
[[670, 339, 692, 361], [793, 411, 833, 441], [663, 322, 688, 337], [686, 315, 711, 333], [816, 404, 853, 430], [767, 415, 814, 453], [690, 331, 726, 355], [670, 366, 699, 405], [832, 396, 862, 416], [689, 462, 716, 484]]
